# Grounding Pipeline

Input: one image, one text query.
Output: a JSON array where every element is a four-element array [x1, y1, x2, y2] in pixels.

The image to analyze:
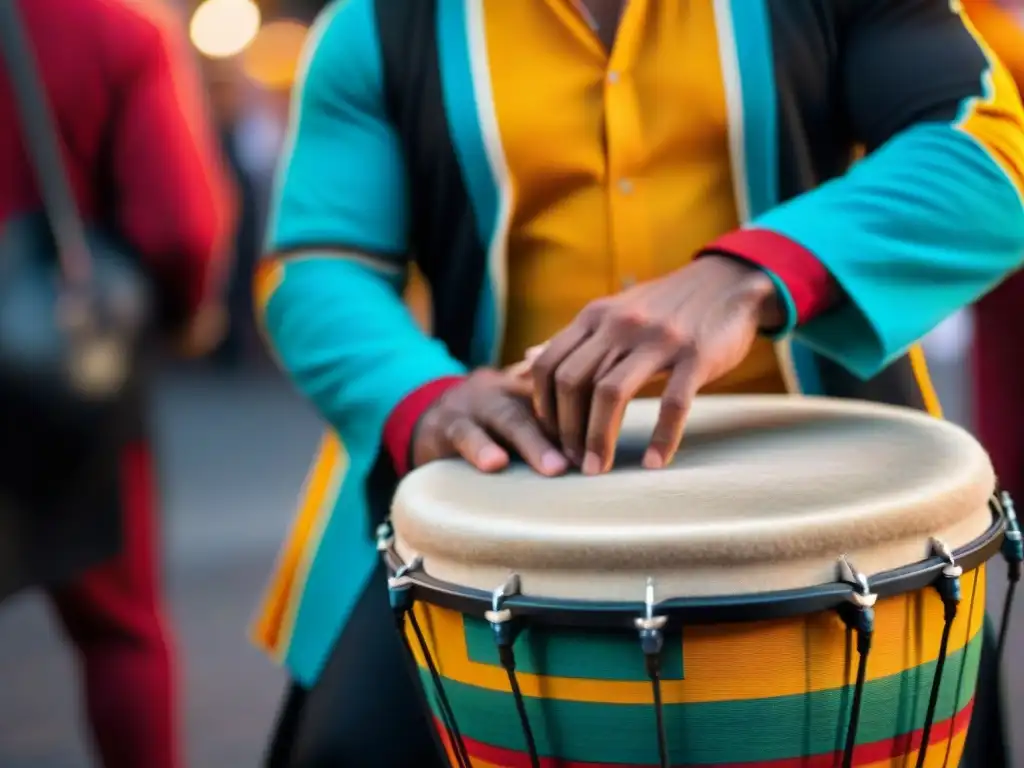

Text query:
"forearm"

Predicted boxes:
[[256, 255, 466, 464]]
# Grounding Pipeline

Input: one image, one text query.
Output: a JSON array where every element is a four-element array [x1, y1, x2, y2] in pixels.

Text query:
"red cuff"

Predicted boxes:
[[698, 228, 839, 324], [383, 376, 466, 477]]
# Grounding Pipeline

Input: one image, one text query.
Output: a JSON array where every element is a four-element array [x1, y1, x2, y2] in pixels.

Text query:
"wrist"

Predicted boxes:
[[698, 254, 785, 331], [697, 229, 838, 328], [384, 375, 466, 476], [747, 271, 786, 331]]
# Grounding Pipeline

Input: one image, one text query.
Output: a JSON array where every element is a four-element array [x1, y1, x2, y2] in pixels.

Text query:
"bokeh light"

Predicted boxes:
[[241, 19, 310, 90], [189, 0, 262, 59]]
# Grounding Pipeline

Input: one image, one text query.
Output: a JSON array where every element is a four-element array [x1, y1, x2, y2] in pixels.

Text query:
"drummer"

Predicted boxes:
[[253, 2, 1024, 766]]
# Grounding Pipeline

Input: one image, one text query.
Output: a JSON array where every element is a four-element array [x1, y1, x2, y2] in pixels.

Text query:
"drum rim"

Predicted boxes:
[[380, 495, 1007, 630]]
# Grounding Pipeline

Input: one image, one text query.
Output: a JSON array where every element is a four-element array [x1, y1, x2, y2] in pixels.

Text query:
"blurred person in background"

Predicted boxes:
[[0, 1, 234, 767], [967, 0, 1024, 504], [205, 59, 261, 370]]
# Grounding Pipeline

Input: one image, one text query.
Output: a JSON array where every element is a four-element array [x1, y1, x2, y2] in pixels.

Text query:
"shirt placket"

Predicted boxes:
[[603, 4, 651, 293]]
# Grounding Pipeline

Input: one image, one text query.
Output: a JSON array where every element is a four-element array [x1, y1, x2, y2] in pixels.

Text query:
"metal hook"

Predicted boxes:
[[930, 538, 963, 579], [634, 577, 668, 632], [1003, 492, 1019, 528], [388, 555, 423, 591], [1003, 492, 1023, 550], [485, 573, 521, 625], [375, 521, 395, 552], [387, 555, 422, 616], [837, 555, 878, 609]]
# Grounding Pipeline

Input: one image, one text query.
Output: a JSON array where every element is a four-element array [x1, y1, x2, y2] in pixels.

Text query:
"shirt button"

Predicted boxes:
[[607, 71, 620, 84], [618, 178, 634, 194]]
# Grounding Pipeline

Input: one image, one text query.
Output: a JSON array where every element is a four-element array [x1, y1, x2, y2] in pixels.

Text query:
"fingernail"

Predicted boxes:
[[564, 448, 580, 465], [541, 451, 568, 475], [582, 452, 602, 476], [478, 446, 506, 468], [642, 449, 664, 470]]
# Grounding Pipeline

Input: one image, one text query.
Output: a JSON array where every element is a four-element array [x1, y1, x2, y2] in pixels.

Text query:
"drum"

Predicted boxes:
[[380, 396, 1021, 768]]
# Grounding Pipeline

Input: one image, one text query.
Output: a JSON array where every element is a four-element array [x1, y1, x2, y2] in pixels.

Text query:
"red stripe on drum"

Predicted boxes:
[[435, 698, 974, 767]]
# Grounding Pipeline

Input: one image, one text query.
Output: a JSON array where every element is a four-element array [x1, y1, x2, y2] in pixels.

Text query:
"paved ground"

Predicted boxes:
[[0, 342, 1021, 767]]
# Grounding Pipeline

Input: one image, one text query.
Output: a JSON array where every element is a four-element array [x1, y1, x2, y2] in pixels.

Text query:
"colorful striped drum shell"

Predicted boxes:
[[394, 398, 997, 768], [407, 567, 985, 768]]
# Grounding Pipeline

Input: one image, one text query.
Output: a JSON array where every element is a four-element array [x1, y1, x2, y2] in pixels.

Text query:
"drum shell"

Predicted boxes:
[[408, 568, 986, 767]]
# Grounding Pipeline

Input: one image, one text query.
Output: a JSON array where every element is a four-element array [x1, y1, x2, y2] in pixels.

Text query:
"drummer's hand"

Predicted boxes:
[[531, 256, 784, 475], [412, 369, 570, 477]]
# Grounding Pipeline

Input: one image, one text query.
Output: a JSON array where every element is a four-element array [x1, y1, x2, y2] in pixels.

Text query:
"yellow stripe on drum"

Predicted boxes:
[[407, 567, 985, 705]]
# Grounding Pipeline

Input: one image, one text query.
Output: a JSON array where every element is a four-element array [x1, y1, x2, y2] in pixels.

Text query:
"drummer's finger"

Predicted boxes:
[[445, 417, 509, 473], [503, 373, 535, 399], [554, 335, 610, 464], [483, 398, 569, 477], [644, 360, 702, 469], [524, 343, 548, 365], [583, 348, 664, 475], [531, 324, 591, 434]]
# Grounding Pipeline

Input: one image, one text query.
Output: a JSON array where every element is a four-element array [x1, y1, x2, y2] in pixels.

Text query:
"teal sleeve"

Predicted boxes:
[[752, 1, 1024, 379], [261, 0, 466, 446], [262, 258, 467, 448], [266, 0, 409, 257], [756, 125, 1024, 379]]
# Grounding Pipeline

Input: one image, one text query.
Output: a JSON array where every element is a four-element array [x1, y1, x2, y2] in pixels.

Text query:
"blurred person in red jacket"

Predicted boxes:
[[0, 1, 234, 767], [968, 0, 1024, 504]]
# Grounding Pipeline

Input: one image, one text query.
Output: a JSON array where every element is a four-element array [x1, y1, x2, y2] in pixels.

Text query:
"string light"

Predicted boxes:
[[189, 0, 261, 59]]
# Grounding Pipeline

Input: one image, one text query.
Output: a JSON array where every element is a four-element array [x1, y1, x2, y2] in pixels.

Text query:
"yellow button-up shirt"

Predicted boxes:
[[407, 0, 785, 394], [494, 0, 786, 393]]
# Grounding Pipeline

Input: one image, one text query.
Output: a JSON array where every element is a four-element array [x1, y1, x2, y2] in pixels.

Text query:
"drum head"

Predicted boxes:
[[391, 396, 995, 601]]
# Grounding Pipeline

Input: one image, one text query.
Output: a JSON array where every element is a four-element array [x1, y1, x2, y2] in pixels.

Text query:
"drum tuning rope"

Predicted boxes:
[[835, 556, 877, 768], [634, 578, 671, 768], [912, 539, 963, 768], [997, 492, 1022, 669], [485, 575, 541, 768], [384, 550, 472, 768]]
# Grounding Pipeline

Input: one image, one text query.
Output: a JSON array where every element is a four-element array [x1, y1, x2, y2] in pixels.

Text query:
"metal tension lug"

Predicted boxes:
[[387, 555, 423, 614], [836, 556, 876, 655], [634, 578, 669, 659], [930, 538, 963, 614], [931, 538, 963, 579], [375, 521, 395, 553], [486, 574, 522, 647], [1002, 492, 1024, 566], [837, 555, 878, 610]]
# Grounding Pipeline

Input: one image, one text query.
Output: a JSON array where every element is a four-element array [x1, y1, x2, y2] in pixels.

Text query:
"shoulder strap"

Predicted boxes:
[[0, 0, 92, 287]]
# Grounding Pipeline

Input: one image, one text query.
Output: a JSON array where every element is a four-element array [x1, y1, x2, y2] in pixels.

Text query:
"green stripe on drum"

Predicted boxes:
[[464, 616, 684, 681], [418, 633, 982, 765]]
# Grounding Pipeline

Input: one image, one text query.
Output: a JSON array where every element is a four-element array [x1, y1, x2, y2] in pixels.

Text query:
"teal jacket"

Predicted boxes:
[[253, 0, 1024, 687]]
